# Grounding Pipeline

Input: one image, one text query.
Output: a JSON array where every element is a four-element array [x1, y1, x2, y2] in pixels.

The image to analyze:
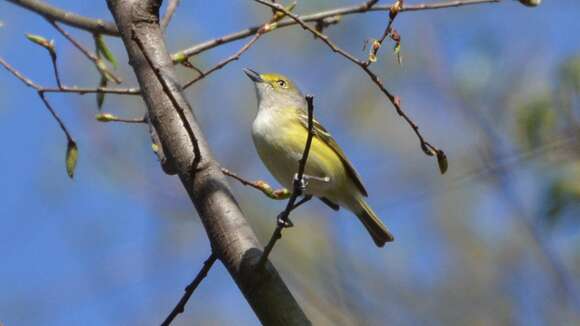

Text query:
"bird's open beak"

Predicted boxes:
[[243, 68, 263, 83]]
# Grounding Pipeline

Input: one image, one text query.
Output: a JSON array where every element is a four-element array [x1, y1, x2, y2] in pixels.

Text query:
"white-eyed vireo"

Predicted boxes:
[[244, 69, 394, 247]]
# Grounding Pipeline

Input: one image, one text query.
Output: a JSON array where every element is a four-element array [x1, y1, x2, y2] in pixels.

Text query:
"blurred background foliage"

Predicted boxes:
[[0, 0, 579, 325]]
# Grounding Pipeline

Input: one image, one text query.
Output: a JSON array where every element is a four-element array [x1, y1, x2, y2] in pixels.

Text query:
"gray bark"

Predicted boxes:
[[106, 0, 309, 324]]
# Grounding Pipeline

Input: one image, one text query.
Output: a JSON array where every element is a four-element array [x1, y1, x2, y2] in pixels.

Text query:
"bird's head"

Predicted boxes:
[[244, 68, 306, 110]]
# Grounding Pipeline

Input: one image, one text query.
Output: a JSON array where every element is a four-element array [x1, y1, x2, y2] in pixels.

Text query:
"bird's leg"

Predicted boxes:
[[276, 195, 313, 228], [292, 195, 313, 210]]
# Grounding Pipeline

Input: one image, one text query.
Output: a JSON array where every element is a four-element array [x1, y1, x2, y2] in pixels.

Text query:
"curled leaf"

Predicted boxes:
[[66, 139, 78, 179]]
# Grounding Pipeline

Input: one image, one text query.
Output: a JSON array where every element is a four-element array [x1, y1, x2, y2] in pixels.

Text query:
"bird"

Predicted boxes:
[[244, 68, 394, 247]]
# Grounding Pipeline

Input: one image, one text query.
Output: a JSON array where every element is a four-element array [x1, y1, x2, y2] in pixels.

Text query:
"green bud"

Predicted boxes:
[[172, 52, 187, 64], [26, 33, 56, 57], [95, 112, 118, 122]]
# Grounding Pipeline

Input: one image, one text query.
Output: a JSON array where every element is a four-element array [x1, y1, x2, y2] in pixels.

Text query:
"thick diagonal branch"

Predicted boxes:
[[106, 0, 309, 325]]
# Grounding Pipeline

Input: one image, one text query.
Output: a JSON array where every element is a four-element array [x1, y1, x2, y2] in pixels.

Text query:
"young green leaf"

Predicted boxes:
[[66, 139, 78, 179], [95, 34, 117, 69], [97, 76, 108, 109]]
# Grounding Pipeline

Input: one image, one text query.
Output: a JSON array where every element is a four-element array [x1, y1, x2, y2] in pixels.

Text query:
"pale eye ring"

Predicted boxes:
[[277, 80, 287, 88]]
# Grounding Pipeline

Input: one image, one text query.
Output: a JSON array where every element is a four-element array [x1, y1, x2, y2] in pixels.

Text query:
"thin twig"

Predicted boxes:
[[258, 95, 315, 267], [181, 22, 270, 89], [49, 48, 63, 88], [254, 0, 445, 162], [6, 0, 119, 36], [366, 0, 403, 66], [38, 91, 74, 142], [160, 0, 180, 31], [48, 20, 123, 84], [161, 253, 218, 326], [222, 168, 290, 200], [172, 0, 500, 62], [0, 56, 139, 95], [42, 86, 139, 95]]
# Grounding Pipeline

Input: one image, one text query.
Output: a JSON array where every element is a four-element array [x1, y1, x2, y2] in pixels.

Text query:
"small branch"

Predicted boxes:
[[160, 0, 180, 31], [42, 86, 139, 95], [366, 0, 403, 65], [95, 112, 147, 124], [182, 33, 263, 89], [161, 253, 218, 326], [258, 95, 315, 267], [181, 19, 275, 89], [0, 56, 42, 89], [222, 168, 291, 200], [48, 21, 123, 84], [171, 0, 500, 62], [254, 0, 447, 170], [1, 56, 138, 95], [49, 47, 63, 88], [7, 0, 119, 36], [38, 91, 74, 142]]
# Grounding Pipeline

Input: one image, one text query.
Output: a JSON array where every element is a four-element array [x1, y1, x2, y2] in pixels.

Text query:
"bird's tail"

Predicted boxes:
[[354, 199, 394, 247]]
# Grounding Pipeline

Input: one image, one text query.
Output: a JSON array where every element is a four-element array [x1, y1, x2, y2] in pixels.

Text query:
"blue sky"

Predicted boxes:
[[1, 1, 579, 325]]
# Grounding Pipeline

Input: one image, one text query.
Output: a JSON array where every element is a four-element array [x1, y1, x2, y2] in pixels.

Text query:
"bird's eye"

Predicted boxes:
[[277, 80, 287, 88]]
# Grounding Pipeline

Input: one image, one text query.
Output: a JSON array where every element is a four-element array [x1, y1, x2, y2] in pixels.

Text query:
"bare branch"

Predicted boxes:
[[0, 56, 138, 95], [160, 0, 180, 31], [7, 0, 119, 36], [38, 91, 74, 142], [172, 0, 500, 62], [366, 0, 403, 65], [48, 21, 123, 84], [0, 56, 42, 89], [161, 253, 217, 326], [222, 168, 291, 200], [182, 31, 264, 89], [181, 12, 285, 89], [258, 95, 316, 266]]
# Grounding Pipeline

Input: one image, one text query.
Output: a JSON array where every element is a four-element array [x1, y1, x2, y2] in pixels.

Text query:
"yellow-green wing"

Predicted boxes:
[[297, 112, 368, 197]]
